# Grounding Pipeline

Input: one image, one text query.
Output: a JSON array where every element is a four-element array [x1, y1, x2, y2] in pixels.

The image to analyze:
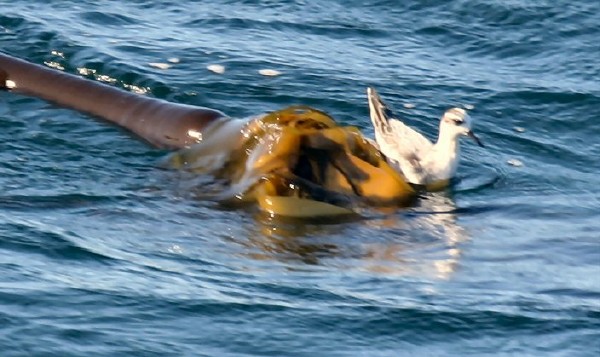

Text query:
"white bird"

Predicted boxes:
[[367, 87, 484, 188]]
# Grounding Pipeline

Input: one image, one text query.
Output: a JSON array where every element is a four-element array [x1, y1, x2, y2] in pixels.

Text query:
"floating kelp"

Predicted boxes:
[[0, 53, 413, 218], [165, 106, 417, 217]]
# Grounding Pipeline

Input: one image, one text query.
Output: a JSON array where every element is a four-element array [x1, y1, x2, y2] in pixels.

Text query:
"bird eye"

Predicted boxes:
[[452, 119, 464, 125]]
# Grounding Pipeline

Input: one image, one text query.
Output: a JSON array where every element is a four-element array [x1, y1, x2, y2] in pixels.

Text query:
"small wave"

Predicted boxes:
[[78, 11, 139, 27], [0, 193, 124, 210], [183, 16, 386, 39], [1, 217, 117, 263], [499, 90, 599, 106]]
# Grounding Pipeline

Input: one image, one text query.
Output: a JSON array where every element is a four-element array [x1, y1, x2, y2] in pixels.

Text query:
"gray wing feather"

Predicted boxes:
[[387, 118, 433, 159], [367, 87, 433, 161]]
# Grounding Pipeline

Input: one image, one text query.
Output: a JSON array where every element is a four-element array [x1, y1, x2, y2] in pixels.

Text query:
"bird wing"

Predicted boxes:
[[386, 118, 434, 159], [367, 87, 433, 162]]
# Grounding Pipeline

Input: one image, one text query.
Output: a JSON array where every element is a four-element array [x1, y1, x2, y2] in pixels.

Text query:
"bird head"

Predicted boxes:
[[440, 108, 484, 147]]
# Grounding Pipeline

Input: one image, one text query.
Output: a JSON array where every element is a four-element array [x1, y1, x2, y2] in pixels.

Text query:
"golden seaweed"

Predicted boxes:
[[165, 106, 417, 217]]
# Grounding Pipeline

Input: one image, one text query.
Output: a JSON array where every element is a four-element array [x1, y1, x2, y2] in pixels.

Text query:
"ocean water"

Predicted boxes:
[[1, 0, 599, 356]]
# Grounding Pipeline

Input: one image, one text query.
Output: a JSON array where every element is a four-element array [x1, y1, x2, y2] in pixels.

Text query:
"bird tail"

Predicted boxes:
[[367, 87, 391, 135]]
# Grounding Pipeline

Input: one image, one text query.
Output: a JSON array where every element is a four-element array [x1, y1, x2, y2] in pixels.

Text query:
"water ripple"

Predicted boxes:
[[2, 0, 599, 356], [0, 218, 116, 263]]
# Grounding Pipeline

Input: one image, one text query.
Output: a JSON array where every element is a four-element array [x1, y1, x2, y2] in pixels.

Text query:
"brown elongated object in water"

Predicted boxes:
[[0, 52, 225, 149]]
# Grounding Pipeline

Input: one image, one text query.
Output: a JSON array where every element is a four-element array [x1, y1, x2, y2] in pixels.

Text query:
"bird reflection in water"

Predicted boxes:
[[235, 192, 469, 279]]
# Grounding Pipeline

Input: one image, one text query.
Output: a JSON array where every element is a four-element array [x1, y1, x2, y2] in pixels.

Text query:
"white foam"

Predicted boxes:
[[44, 61, 64, 70], [507, 158, 523, 167], [148, 62, 171, 70], [77, 67, 97, 76], [166, 119, 248, 172], [96, 74, 117, 84], [207, 64, 225, 74], [123, 83, 150, 95], [258, 69, 281, 77]]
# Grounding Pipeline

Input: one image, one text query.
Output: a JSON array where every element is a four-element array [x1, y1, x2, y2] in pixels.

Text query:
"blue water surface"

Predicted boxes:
[[1, 1, 599, 356]]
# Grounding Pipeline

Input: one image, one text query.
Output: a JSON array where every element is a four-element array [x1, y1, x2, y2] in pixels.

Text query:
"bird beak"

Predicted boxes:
[[467, 130, 484, 147]]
